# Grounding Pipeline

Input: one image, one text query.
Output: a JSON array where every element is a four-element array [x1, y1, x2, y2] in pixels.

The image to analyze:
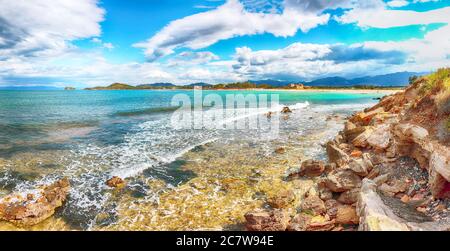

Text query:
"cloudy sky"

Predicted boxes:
[[0, 0, 449, 87]]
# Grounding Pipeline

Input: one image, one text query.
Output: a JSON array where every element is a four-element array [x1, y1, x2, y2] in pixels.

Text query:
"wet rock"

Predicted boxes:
[[0, 178, 70, 226], [244, 209, 289, 231], [267, 190, 295, 209], [338, 188, 360, 205], [299, 159, 325, 177], [274, 147, 286, 154], [281, 107, 292, 113], [106, 176, 126, 189], [325, 170, 362, 193], [305, 215, 336, 231], [301, 194, 326, 215], [336, 205, 359, 225], [326, 142, 350, 167]]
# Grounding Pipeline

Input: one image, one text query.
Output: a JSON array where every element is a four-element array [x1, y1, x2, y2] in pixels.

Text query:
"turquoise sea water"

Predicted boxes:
[[0, 89, 385, 229]]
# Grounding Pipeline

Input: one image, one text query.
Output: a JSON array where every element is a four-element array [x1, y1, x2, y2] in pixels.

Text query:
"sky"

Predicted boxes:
[[0, 0, 449, 87]]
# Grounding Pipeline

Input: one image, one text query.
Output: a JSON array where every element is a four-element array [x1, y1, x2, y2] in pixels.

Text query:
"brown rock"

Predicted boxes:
[[324, 199, 339, 219], [351, 128, 374, 148], [281, 107, 292, 113], [401, 195, 410, 203], [0, 178, 70, 226], [338, 188, 360, 205], [301, 195, 326, 215], [319, 187, 333, 201], [326, 142, 350, 167], [325, 170, 362, 192], [106, 176, 126, 189], [287, 213, 312, 231], [244, 209, 289, 231], [350, 150, 363, 158], [305, 216, 336, 231], [299, 159, 325, 177], [336, 205, 359, 225], [367, 124, 392, 150], [274, 147, 286, 154], [267, 190, 295, 209], [344, 126, 368, 142]]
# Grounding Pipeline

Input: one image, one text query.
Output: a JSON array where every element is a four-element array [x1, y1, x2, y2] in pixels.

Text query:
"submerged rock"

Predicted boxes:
[[299, 159, 325, 177], [267, 190, 295, 209], [0, 178, 70, 226], [281, 107, 292, 113], [106, 176, 126, 189]]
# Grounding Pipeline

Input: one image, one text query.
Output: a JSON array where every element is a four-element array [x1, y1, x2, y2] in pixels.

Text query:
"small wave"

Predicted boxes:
[[114, 106, 182, 117]]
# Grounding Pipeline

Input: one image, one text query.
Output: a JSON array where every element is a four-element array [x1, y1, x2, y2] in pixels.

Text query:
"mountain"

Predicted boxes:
[[137, 83, 175, 88], [0, 85, 62, 90], [187, 82, 211, 87], [305, 72, 425, 87], [85, 83, 135, 90], [248, 79, 292, 87]]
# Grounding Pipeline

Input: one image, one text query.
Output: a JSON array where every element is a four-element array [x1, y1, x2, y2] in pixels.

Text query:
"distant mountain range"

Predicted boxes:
[[249, 72, 426, 87]]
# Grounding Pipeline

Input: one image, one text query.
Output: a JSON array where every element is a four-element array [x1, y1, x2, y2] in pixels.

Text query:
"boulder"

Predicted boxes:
[[325, 170, 362, 193], [326, 142, 350, 167], [299, 160, 325, 177], [394, 124, 429, 144], [274, 147, 286, 154], [344, 126, 369, 142], [347, 159, 369, 177], [337, 188, 360, 205], [336, 205, 359, 225], [0, 178, 70, 226], [351, 128, 374, 148], [106, 176, 126, 189], [367, 124, 392, 150], [287, 213, 312, 231], [305, 215, 336, 231], [350, 108, 384, 126], [324, 199, 339, 219], [244, 209, 290, 231], [300, 194, 326, 215]]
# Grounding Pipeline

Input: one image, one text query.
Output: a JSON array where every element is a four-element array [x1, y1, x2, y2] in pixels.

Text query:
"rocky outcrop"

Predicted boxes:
[[324, 170, 362, 193], [0, 178, 70, 226]]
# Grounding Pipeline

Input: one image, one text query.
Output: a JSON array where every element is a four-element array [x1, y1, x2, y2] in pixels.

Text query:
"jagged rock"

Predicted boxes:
[[350, 108, 384, 126], [429, 148, 450, 199], [338, 188, 360, 205], [267, 190, 295, 209], [336, 205, 359, 225], [281, 107, 292, 113], [106, 176, 126, 189], [319, 187, 333, 201], [367, 124, 392, 150], [301, 194, 326, 215], [394, 124, 429, 144], [351, 128, 374, 148], [299, 159, 325, 177], [344, 121, 356, 133], [324, 163, 337, 174], [287, 213, 313, 231], [0, 178, 70, 226], [357, 179, 448, 231], [347, 159, 369, 177], [373, 174, 390, 186], [325, 170, 362, 192], [344, 126, 369, 142], [244, 209, 290, 231], [378, 180, 408, 196], [326, 142, 350, 167], [350, 150, 363, 158]]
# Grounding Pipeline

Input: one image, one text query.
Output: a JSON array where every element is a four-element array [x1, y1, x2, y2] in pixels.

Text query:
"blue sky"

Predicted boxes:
[[0, 0, 449, 87]]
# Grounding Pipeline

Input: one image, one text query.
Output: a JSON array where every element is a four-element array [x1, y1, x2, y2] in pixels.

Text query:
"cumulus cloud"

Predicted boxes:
[[134, 0, 330, 61], [386, 0, 410, 7], [167, 51, 219, 66], [0, 0, 105, 59], [232, 42, 408, 80]]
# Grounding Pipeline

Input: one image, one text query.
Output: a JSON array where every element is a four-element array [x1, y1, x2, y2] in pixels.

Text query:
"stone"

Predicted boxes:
[[429, 149, 450, 199], [305, 215, 336, 231], [394, 124, 429, 143], [351, 128, 374, 148], [336, 205, 359, 225], [319, 187, 333, 201], [344, 121, 356, 133], [350, 108, 384, 126], [401, 195, 410, 203], [367, 124, 392, 150], [267, 190, 295, 209], [350, 150, 363, 158], [373, 174, 390, 186], [244, 209, 289, 231], [326, 142, 350, 167], [338, 188, 360, 205], [344, 126, 369, 142], [347, 159, 370, 177], [0, 178, 70, 226], [281, 107, 292, 113], [299, 159, 325, 177], [325, 170, 362, 192], [106, 176, 126, 189], [287, 213, 312, 231], [274, 147, 286, 154], [324, 199, 339, 219], [301, 195, 326, 215]]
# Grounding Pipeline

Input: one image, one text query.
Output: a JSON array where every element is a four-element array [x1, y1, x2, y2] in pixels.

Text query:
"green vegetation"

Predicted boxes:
[[420, 68, 450, 95]]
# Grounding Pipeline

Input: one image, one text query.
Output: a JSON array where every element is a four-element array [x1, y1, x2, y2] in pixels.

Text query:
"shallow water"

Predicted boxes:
[[0, 90, 383, 230]]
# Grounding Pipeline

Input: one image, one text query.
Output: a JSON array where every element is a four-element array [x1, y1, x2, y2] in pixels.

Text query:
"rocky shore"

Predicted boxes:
[[244, 69, 450, 231]]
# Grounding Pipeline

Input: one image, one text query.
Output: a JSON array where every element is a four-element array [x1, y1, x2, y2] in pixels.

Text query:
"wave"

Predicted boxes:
[[114, 106, 181, 117]]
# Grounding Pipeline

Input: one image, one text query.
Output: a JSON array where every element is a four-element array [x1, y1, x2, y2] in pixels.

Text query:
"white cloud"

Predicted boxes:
[[167, 51, 219, 66], [0, 0, 105, 59], [134, 0, 330, 61], [91, 37, 114, 50], [337, 2, 450, 28], [386, 0, 410, 7]]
